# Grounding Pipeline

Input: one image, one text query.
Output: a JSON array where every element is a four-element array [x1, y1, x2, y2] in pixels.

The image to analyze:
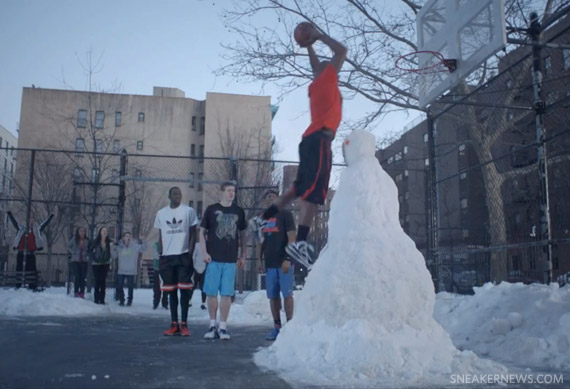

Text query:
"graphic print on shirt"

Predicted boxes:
[[215, 211, 239, 241], [165, 217, 184, 234], [262, 217, 279, 236]]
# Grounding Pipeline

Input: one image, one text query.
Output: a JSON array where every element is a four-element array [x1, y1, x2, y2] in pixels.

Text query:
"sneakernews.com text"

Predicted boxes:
[[450, 373, 564, 385]]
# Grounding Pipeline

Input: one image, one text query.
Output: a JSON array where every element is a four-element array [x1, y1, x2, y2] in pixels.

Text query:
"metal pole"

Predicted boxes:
[[529, 12, 553, 284], [426, 110, 440, 291], [21, 150, 36, 288], [117, 149, 127, 240]]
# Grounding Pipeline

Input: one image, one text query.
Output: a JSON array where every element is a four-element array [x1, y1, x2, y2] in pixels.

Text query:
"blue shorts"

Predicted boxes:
[[203, 261, 236, 297], [265, 267, 294, 299]]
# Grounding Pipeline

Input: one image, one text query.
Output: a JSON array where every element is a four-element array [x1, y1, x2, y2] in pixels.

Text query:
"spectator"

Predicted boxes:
[[255, 190, 296, 341], [154, 186, 198, 337], [116, 232, 146, 306], [152, 241, 168, 310], [189, 237, 207, 310], [89, 226, 115, 305], [67, 226, 90, 298], [200, 182, 247, 340], [8, 211, 53, 290]]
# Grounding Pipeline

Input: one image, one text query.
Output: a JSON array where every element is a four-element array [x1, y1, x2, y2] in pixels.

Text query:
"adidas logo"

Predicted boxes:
[[166, 217, 183, 229]]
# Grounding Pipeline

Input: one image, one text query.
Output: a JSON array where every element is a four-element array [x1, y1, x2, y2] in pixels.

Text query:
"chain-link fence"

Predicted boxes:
[[426, 22, 570, 292], [0, 147, 344, 299]]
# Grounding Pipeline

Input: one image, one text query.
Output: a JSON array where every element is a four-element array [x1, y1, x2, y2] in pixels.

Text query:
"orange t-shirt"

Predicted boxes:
[[303, 64, 342, 138]]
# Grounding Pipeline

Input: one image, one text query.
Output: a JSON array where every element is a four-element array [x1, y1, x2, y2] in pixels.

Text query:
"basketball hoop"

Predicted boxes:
[[395, 50, 457, 74]]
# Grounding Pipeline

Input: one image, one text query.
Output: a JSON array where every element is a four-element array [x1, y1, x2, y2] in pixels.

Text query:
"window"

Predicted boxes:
[[545, 56, 552, 76], [199, 117, 205, 135], [189, 200, 194, 208], [192, 116, 197, 131], [113, 140, 120, 152], [403, 146, 408, 154], [91, 168, 99, 182], [199, 145, 204, 162], [77, 110, 87, 128], [189, 172, 195, 188], [11, 146, 15, 156], [462, 229, 469, 238], [138, 112, 145, 122], [95, 111, 105, 129], [137, 141, 143, 151], [135, 169, 142, 177], [111, 169, 119, 183], [134, 198, 141, 209], [95, 139, 102, 153], [460, 198, 468, 209], [460, 172, 467, 180], [197, 201, 203, 218], [404, 169, 409, 177], [115, 112, 122, 127], [191, 144, 196, 157], [563, 49, 570, 71], [395, 173, 403, 182], [405, 191, 410, 200], [423, 133, 428, 143], [75, 138, 85, 155], [387, 156, 393, 164], [506, 79, 513, 88], [73, 167, 81, 180], [198, 173, 203, 191], [458, 143, 466, 152], [395, 152, 402, 161], [424, 158, 430, 166]]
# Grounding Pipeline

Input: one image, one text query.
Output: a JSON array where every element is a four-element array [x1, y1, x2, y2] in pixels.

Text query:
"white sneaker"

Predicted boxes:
[[249, 216, 266, 244], [219, 328, 231, 340], [285, 241, 315, 270], [203, 326, 219, 339]]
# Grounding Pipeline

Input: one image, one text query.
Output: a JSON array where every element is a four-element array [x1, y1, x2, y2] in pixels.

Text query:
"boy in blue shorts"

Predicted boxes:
[[200, 182, 247, 340], [256, 190, 296, 340]]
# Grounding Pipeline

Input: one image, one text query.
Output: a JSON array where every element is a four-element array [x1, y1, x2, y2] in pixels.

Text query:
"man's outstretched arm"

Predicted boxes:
[[317, 33, 347, 73]]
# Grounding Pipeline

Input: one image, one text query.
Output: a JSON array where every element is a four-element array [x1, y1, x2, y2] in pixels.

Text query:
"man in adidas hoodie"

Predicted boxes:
[[154, 186, 198, 336]]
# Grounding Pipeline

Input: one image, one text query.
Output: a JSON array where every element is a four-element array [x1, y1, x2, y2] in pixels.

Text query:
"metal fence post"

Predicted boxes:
[[21, 150, 36, 289], [529, 12, 553, 284]]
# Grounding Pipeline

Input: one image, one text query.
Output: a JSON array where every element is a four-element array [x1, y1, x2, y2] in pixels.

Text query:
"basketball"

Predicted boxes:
[[294, 22, 314, 46]]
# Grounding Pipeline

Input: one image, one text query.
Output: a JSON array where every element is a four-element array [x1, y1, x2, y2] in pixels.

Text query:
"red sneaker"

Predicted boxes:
[[163, 322, 180, 336], [180, 322, 191, 337]]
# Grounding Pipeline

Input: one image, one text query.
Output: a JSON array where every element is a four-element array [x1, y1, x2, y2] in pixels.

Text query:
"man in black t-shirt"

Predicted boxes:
[[200, 182, 247, 340], [256, 190, 296, 341]]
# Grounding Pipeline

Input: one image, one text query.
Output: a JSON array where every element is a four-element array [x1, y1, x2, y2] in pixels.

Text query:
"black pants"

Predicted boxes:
[[189, 271, 207, 304], [117, 274, 135, 304], [152, 269, 168, 308], [16, 252, 37, 290], [92, 264, 109, 304], [71, 262, 88, 295]]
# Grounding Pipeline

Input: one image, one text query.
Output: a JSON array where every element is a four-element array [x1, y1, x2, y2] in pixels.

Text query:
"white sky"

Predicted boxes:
[[0, 0, 419, 162]]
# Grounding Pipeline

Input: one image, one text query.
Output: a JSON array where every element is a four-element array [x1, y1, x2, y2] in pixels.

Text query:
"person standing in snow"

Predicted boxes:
[[152, 241, 168, 310], [8, 211, 53, 290], [67, 226, 90, 298], [89, 226, 115, 305], [154, 186, 198, 336], [250, 23, 346, 270], [189, 237, 207, 311], [116, 232, 147, 306], [255, 190, 296, 341], [200, 182, 247, 340]]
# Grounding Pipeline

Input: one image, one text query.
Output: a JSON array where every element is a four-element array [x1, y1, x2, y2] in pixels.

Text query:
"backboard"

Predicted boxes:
[[416, 0, 507, 108]]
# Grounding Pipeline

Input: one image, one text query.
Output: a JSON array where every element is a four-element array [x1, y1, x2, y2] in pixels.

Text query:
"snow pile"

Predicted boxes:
[[0, 287, 270, 324], [254, 131, 505, 387], [434, 282, 570, 370]]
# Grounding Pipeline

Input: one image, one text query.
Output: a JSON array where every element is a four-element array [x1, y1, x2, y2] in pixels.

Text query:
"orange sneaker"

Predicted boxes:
[[180, 322, 191, 337], [163, 321, 180, 336]]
